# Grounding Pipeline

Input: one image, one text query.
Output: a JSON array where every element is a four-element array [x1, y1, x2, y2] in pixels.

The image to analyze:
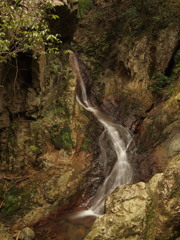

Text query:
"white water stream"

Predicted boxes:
[[69, 52, 133, 216]]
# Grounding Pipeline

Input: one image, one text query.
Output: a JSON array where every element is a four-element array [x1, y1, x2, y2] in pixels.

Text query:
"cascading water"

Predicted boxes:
[[69, 51, 133, 216], [34, 52, 133, 240]]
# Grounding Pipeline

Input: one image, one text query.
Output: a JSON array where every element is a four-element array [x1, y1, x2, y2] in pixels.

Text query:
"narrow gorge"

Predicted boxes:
[[0, 0, 180, 240]]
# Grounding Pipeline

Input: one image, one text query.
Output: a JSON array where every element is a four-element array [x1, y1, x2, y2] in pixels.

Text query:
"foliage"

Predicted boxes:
[[148, 49, 180, 97], [149, 73, 171, 95], [76, 0, 179, 84], [64, 49, 72, 55], [116, 0, 179, 38], [0, 181, 36, 218], [0, 0, 61, 63], [75, 0, 180, 84], [171, 186, 178, 198], [61, 127, 74, 150], [147, 48, 180, 98], [78, 0, 93, 17]]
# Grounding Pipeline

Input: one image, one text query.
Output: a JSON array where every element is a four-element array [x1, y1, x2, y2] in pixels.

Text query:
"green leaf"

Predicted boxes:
[[51, 14, 59, 20], [64, 50, 72, 55]]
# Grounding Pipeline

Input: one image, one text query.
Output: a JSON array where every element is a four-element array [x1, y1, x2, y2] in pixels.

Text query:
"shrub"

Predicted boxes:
[[149, 73, 171, 94], [78, 0, 93, 17], [0, 0, 61, 63], [50, 125, 73, 150]]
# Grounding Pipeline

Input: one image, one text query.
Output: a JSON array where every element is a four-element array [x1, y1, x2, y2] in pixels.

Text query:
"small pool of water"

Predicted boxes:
[[34, 208, 96, 240]]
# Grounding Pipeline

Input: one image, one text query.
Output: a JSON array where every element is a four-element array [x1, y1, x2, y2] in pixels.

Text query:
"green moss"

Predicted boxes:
[[148, 73, 171, 95], [146, 205, 155, 224], [78, 0, 93, 17], [61, 128, 74, 149], [2, 192, 21, 217], [50, 125, 74, 150], [171, 186, 179, 198], [144, 204, 156, 240], [167, 87, 175, 98], [0, 181, 37, 219], [81, 136, 93, 151], [28, 145, 42, 155], [53, 106, 66, 117]]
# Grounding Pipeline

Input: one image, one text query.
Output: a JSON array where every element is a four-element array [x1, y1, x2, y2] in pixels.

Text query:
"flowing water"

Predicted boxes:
[[35, 52, 133, 239], [69, 51, 133, 216]]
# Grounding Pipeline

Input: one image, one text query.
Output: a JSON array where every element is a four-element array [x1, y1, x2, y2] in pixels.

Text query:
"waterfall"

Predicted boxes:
[[69, 51, 133, 216]]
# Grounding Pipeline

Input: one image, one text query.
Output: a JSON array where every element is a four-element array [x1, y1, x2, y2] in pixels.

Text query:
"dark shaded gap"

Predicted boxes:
[[17, 52, 33, 88], [165, 42, 180, 77]]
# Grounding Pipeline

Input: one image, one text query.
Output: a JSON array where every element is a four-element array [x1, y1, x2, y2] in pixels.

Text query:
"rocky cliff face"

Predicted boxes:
[[73, 0, 180, 239], [73, 0, 180, 181], [0, 0, 180, 239], [0, 0, 97, 231]]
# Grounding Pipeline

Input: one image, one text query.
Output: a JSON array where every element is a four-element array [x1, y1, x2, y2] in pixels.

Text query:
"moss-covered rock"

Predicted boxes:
[[0, 180, 37, 221]]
